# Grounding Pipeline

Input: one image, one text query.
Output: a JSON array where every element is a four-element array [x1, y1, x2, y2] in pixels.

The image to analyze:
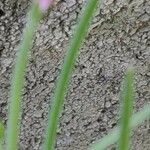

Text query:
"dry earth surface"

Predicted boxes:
[[0, 0, 150, 149]]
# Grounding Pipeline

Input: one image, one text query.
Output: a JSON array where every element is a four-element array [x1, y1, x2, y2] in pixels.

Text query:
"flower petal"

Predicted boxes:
[[39, 0, 54, 11]]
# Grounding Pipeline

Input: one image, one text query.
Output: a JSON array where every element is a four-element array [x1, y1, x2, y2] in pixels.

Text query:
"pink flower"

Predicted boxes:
[[39, 0, 54, 12]]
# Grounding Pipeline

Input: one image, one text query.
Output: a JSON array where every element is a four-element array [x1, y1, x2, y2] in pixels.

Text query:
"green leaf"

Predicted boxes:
[[90, 104, 150, 150], [119, 68, 134, 150], [43, 0, 100, 150], [6, 3, 42, 150], [0, 121, 4, 141]]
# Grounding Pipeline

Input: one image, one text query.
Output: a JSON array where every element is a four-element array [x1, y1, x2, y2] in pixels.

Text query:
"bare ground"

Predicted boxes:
[[0, 0, 150, 149]]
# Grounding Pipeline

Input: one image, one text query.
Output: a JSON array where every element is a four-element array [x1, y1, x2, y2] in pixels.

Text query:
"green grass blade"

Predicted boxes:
[[0, 121, 4, 142], [6, 3, 42, 150], [119, 69, 134, 150], [90, 104, 150, 150], [0, 121, 4, 150], [43, 0, 100, 150]]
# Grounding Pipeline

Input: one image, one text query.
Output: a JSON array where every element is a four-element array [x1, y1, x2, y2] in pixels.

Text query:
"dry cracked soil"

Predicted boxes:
[[0, 0, 150, 149]]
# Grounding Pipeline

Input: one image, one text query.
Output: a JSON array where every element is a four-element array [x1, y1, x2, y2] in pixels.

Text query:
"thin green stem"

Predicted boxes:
[[90, 104, 150, 150], [0, 121, 4, 150], [6, 3, 42, 150], [119, 69, 134, 150], [43, 0, 100, 150]]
